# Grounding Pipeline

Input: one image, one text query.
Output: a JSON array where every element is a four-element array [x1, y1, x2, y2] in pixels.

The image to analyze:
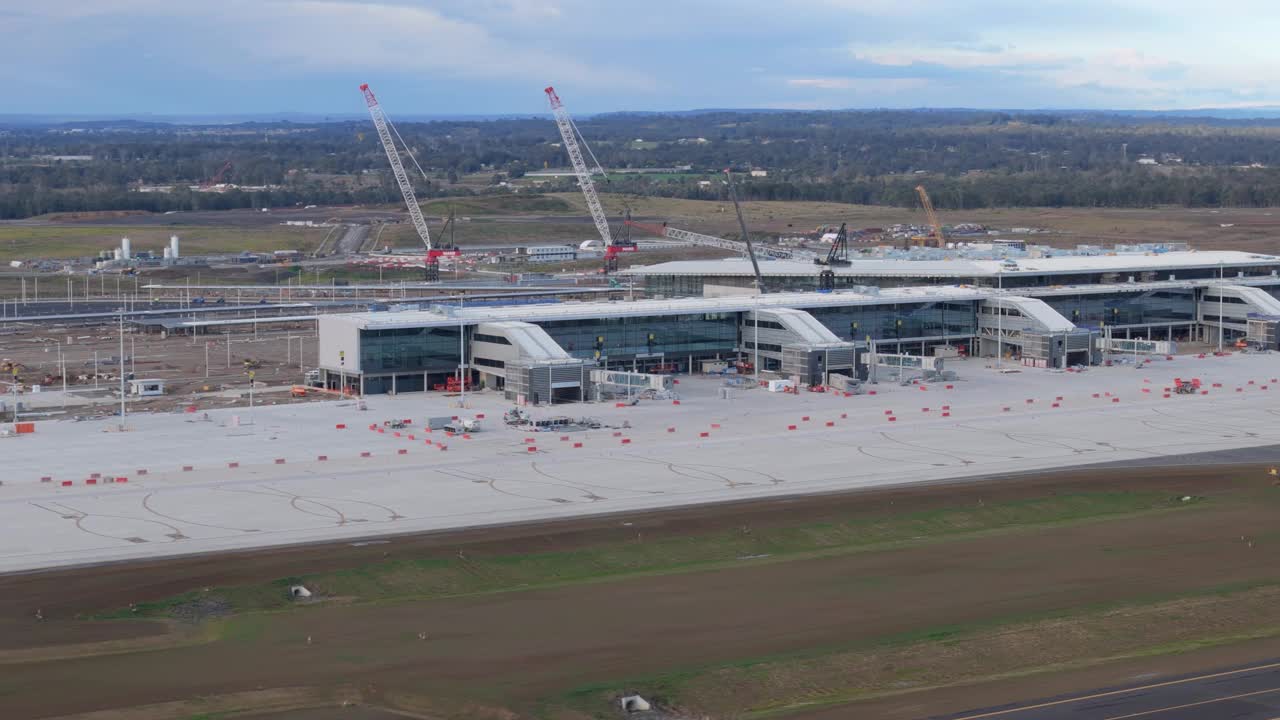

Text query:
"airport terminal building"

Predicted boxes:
[[317, 250, 1280, 402]]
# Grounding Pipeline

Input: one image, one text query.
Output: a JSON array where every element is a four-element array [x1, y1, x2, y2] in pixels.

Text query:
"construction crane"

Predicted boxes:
[[545, 86, 635, 273], [724, 170, 767, 294], [359, 82, 458, 281], [814, 222, 850, 291], [910, 185, 946, 248], [201, 160, 233, 188]]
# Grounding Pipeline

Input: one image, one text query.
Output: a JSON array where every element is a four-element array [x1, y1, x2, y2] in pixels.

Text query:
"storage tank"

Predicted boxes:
[[162, 247, 172, 259], [113, 248, 123, 261], [170, 235, 180, 259], [120, 237, 132, 260]]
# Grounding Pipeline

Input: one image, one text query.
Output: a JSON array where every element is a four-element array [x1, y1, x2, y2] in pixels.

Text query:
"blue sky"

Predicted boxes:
[[3, 0, 1278, 116]]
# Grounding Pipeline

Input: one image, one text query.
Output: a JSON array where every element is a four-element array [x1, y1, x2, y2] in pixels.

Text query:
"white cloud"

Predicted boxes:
[[788, 77, 929, 92]]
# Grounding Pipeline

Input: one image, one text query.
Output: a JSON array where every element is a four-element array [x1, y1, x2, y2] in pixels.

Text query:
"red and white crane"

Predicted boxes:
[[360, 83, 458, 281], [545, 86, 635, 273]]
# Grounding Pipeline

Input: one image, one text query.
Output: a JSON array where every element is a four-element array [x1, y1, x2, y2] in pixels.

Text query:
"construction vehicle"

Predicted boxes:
[[360, 83, 460, 282], [242, 358, 263, 370], [814, 222, 851, 291], [724, 169, 767, 294], [1173, 378, 1201, 394], [545, 86, 635, 274], [909, 185, 946, 248]]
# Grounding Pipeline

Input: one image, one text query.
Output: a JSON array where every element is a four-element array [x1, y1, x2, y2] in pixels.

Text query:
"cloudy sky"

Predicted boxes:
[[3, 0, 1277, 116]]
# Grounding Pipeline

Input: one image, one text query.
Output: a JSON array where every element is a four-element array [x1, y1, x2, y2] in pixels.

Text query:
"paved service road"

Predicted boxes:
[[940, 660, 1280, 720]]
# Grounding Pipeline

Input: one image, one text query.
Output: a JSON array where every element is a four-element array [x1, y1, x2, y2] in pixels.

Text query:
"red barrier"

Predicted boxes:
[[438, 445, 448, 452], [699, 431, 710, 438], [888, 416, 897, 422], [116, 477, 128, 484], [921, 407, 930, 412], [336, 424, 346, 430], [1112, 397, 1120, 403], [1141, 389, 1150, 393], [446, 432, 455, 438], [919, 385, 928, 391], [408, 434, 416, 440], [1052, 402, 1060, 408], [1055, 396, 1063, 401], [868, 390, 877, 395], [561, 435, 570, 441], [573, 442, 583, 448], [711, 423, 722, 429], [463, 434, 472, 439], [61, 480, 72, 487], [945, 384, 954, 389], [228, 462, 239, 469], [673, 400, 681, 405], [1201, 390, 1209, 395], [275, 458, 286, 464], [942, 411, 951, 417], [1249, 380, 1256, 385], [137, 469, 148, 476], [424, 439, 433, 445], [802, 416, 811, 421], [318, 455, 328, 461], [527, 446, 537, 453], [1092, 393, 1100, 398], [884, 410, 893, 415], [1163, 393, 1171, 398], [667, 427, 676, 433], [360, 451, 372, 457], [615, 403, 627, 408], [1237, 388, 1244, 393], [475, 413, 485, 419], [86, 478, 96, 485], [398, 448, 408, 455], [183, 465, 194, 472], [368, 424, 377, 430], [787, 425, 798, 430], [825, 421, 835, 427], [524, 437, 535, 444], [40, 476, 51, 482], [612, 431, 623, 437], [1003, 407, 1011, 412], [621, 438, 632, 445], [393, 432, 401, 438], [840, 413, 847, 419], [90, 473, 100, 479]]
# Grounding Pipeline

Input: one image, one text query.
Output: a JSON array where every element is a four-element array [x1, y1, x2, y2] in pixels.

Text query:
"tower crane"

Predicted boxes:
[[724, 170, 767, 294], [911, 184, 946, 248], [545, 86, 635, 273], [360, 83, 458, 281]]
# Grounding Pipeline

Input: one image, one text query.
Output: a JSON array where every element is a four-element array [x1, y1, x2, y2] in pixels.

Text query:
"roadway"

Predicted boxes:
[[940, 660, 1280, 720]]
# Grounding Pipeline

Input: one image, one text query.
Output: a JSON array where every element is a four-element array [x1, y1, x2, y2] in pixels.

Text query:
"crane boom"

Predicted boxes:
[[914, 184, 945, 247], [545, 86, 613, 250], [626, 220, 803, 259], [361, 83, 432, 252]]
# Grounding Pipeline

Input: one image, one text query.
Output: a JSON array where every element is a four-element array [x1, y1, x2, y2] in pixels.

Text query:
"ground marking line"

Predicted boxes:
[[947, 660, 1280, 719], [1102, 686, 1280, 719]]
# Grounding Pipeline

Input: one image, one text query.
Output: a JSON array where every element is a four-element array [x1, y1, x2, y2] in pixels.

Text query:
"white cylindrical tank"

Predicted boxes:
[[162, 247, 172, 259], [121, 237, 132, 260], [113, 248, 123, 261], [170, 235, 180, 259]]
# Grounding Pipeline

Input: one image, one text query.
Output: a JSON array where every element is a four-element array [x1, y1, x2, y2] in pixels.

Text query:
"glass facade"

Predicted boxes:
[[809, 302, 977, 342], [1040, 291, 1195, 328], [539, 313, 739, 362], [358, 327, 461, 374]]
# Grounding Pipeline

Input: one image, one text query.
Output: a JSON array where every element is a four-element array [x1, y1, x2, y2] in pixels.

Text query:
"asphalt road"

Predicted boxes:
[[940, 660, 1280, 719]]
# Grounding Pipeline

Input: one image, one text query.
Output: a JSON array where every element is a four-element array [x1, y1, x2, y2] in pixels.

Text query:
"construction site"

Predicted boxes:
[[3, 84, 1280, 720]]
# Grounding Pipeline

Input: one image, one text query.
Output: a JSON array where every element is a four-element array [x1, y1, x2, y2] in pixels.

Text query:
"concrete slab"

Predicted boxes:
[[2, 353, 1278, 573]]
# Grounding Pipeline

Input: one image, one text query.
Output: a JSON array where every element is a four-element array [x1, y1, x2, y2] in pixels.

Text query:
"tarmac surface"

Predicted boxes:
[[940, 659, 1280, 719], [3, 352, 1279, 574]]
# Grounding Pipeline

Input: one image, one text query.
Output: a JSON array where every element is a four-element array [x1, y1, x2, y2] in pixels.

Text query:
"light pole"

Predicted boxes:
[[118, 314, 126, 424]]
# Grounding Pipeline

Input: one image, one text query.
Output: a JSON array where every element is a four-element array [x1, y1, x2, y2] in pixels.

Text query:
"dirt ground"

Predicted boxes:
[[0, 320, 320, 416], [3, 463, 1280, 719]]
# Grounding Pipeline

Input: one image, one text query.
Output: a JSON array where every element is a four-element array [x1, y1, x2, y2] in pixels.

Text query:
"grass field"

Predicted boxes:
[[103, 490, 1193, 619], [4, 465, 1280, 719], [0, 225, 327, 262]]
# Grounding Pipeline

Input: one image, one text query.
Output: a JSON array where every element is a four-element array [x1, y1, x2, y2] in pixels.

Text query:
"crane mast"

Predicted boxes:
[[361, 83, 444, 280], [546, 86, 630, 272]]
